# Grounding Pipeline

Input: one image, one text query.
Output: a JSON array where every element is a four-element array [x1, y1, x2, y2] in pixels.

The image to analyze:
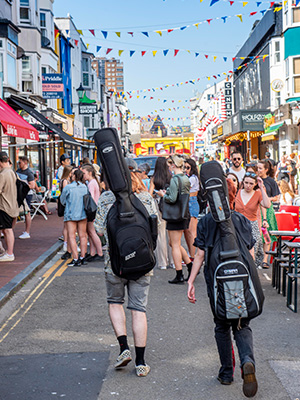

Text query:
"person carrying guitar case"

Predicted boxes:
[[94, 128, 158, 378]]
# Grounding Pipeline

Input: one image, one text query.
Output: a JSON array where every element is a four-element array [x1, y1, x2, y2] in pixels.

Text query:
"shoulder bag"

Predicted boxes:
[[83, 187, 98, 222], [161, 176, 189, 223], [57, 180, 65, 217]]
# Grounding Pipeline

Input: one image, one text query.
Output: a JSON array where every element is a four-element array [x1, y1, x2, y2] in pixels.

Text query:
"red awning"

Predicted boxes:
[[0, 98, 39, 141]]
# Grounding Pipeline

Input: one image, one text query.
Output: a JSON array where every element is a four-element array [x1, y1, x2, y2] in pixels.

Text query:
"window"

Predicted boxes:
[[82, 58, 89, 72], [170, 146, 175, 154], [7, 42, 16, 56], [293, 7, 300, 23], [22, 56, 31, 73], [116, 73, 122, 76], [274, 41, 280, 64], [83, 72, 89, 87], [0, 40, 2, 49], [148, 147, 154, 155], [20, 0, 30, 22], [84, 116, 90, 128], [117, 77, 123, 81], [42, 66, 46, 74], [294, 58, 300, 93], [37, 58, 40, 78], [275, 91, 281, 108], [40, 13, 47, 37]]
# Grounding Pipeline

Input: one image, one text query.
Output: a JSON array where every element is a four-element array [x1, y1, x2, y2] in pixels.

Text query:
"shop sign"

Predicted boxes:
[[224, 81, 233, 117], [42, 74, 64, 99], [271, 79, 284, 92], [232, 110, 268, 133], [79, 103, 98, 115]]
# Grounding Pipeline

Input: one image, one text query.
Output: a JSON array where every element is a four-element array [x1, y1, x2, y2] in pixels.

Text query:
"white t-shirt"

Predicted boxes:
[[280, 192, 293, 205], [228, 167, 245, 183]]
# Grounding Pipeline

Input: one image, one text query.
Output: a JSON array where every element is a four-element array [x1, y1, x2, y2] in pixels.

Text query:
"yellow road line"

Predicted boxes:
[[0, 275, 56, 344], [43, 258, 64, 278], [55, 263, 69, 277]]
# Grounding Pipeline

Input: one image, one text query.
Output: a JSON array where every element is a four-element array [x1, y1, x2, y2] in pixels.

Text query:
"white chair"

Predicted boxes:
[[31, 190, 49, 220]]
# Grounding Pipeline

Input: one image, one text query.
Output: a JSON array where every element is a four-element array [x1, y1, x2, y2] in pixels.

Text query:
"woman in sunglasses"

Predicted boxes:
[[157, 155, 193, 284], [257, 160, 280, 268], [235, 172, 270, 268]]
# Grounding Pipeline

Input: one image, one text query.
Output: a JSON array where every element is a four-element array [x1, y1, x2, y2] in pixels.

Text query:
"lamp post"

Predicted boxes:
[[99, 104, 104, 128], [76, 83, 84, 102]]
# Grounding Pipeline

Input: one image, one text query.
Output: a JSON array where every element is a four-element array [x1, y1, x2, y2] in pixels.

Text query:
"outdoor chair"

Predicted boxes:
[[31, 190, 49, 221]]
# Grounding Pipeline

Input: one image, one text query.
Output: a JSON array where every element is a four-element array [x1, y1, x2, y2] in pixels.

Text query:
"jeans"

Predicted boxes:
[[214, 317, 255, 382]]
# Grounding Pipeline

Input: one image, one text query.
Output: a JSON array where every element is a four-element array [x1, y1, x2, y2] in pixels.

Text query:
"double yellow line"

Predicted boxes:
[[0, 258, 69, 344]]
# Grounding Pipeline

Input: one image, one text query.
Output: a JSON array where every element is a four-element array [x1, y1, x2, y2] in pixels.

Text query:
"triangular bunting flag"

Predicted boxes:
[[237, 14, 243, 22], [130, 50, 135, 57], [232, 57, 236, 61], [65, 29, 69, 35], [115, 32, 121, 37], [174, 49, 179, 56], [204, 54, 209, 58], [256, 1, 262, 6], [221, 16, 228, 23], [75, 40, 79, 46], [180, 26, 187, 30], [210, 0, 220, 5], [194, 23, 199, 29], [223, 57, 227, 62], [229, 1, 234, 5], [243, 2, 248, 6], [155, 31, 162, 36], [195, 52, 199, 57], [270, 1, 274, 7], [141, 51, 146, 56], [163, 49, 169, 56], [142, 32, 149, 37], [250, 11, 257, 16], [213, 56, 217, 61], [77, 30, 83, 35], [89, 29, 95, 36], [86, 43, 89, 49], [152, 50, 157, 57], [207, 19, 212, 24], [260, 9, 266, 15], [118, 50, 124, 56], [106, 48, 113, 55], [101, 31, 108, 39], [167, 29, 174, 33], [128, 32, 134, 36]]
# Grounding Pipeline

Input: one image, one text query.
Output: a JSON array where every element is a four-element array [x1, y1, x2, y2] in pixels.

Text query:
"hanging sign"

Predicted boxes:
[[79, 103, 98, 115], [42, 74, 64, 99]]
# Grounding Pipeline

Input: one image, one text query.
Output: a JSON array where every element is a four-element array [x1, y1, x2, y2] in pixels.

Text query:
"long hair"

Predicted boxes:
[[278, 179, 295, 203], [258, 159, 275, 178], [61, 165, 73, 181], [226, 178, 237, 210], [152, 157, 172, 190], [131, 171, 146, 194], [185, 158, 199, 178], [74, 169, 84, 185], [81, 164, 101, 192]]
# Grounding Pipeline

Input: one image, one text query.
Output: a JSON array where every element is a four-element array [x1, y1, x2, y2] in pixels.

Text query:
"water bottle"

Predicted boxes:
[[261, 227, 271, 244]]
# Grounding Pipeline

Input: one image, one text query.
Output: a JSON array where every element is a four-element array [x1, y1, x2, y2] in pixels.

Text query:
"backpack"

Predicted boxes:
[[200, 161, 264, 321], [16, 176, 30, 207], [94, 127, 158, 280]]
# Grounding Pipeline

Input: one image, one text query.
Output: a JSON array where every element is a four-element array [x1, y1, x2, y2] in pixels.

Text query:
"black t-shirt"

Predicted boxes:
[[262, 176, 280, 198], [194, 211, 255, 251], [267, 158, 277, 167], [16, 167, 34, 184]]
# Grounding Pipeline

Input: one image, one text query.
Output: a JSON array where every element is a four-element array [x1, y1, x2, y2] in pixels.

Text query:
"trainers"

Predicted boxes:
[[58, 235, 64, 241], [19, 232, 30, 239], [0, 253, 15, 262], [67, 259, 81, 267], [135, 364, 150, 377], [63, 243, 68, 252], [88, 254, 104, 262], [80, 257, 88, 265], [242, 362, 258, 398], [114, 349, 132, 369], [168, 275, 184, 284], [61, 251, 71, 260]]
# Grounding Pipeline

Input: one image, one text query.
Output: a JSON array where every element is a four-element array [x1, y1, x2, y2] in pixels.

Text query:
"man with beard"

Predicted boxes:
[[228, 151, 245, 183]]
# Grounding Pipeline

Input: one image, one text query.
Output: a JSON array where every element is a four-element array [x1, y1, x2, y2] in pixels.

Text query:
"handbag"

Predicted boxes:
[[83, 188, 97, 222], [161, 176, 190, 223]]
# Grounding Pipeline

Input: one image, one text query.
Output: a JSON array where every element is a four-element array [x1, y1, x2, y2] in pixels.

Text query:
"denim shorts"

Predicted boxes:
[[189, 196, 200, 218], [105, 273, 151, 313]]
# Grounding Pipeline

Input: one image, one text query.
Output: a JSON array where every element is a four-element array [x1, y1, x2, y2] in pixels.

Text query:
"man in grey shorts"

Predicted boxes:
[[94, 161, 158, 377]]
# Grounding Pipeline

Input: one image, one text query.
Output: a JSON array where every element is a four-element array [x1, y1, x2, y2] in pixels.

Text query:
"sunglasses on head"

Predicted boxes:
[[245, 172, 257, 178]]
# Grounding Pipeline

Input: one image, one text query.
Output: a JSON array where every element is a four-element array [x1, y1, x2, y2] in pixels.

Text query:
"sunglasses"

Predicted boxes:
[[185, 165, 191, 170], [245, 172, 257, 178], [233, 157, 242, 161]]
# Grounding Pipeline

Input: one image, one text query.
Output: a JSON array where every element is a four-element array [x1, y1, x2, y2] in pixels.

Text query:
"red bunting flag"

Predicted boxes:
[[229, 70, 233, 73], [270, 1, 274, 6], [128, 32, 134, 36], [229, 1, 234, 4], [250, 11, 257, 15], [205, 55, 209, 58], [207, 19, 212, 24], [150, 97, 154, 99], [141, 51, 146, 56], [160, 87, 163, 90], [74, 39, 79, 46], [213, 75, 217, 79], [89, 29, 95, 36], [106, 48, 113, 55], [167, 29, 174, 33], [232, 57, 236, 61], [174, 49, 179, 56]]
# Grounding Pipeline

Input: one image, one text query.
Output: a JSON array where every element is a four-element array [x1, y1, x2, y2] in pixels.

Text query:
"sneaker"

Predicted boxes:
[[80, 257, 88, 265], [114, 349, 132, 369], [19, 232, 30, 239], [135, 364, 150, 377], [61, 251, 71, 260], [63, 243, 68, 252], [0, 253, 15, 262], [67, 259, 81, 267], [168, 275, 184, 284], [158, 266, 167, 270], [242, 362, 258, 398], [58, 235, 64, 241], [88, 254, 104, 262], [84, 253, 93, 262]]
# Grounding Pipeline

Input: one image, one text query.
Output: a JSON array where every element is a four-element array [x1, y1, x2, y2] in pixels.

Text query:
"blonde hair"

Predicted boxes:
[[131, 171, 146, 194], [168, 155, 184, 168], [279, 179, 295, 203]]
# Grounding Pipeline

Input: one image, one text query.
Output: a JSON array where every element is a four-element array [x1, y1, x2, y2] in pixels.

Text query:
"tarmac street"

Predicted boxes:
[[0, 251, 299, 400]]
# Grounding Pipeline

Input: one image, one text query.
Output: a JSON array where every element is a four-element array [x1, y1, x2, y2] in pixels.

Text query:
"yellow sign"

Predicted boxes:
[[271, 79, 284, 92]]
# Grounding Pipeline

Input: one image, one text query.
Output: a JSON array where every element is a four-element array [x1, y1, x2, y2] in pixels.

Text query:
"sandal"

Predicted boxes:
[[46, 211, 52, 215], [262, 262, 269, 269]]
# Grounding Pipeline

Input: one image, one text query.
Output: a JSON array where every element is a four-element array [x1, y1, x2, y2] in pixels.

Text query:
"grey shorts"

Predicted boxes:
[[105, 273, 151, 313]]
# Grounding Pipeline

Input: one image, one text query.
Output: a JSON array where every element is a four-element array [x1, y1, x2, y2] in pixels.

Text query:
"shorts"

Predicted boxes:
[[0, 210, 14, 229], [105, 273, 151, 313], [189, 196, 200, 218], [166, 218, 190, 231], [26, 194, 33, 208]]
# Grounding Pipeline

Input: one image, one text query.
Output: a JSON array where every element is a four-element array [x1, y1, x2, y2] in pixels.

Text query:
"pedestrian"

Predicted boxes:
[[183, 158, 200, 264], [235, 172, 270, 268], [251, 154, 258, 164], [94, 159, 159, 377], [0, 152, 19, 261], [275, 155, 290, 183], [149, 157, 173, 270], [60, 169, 88, 267], [157, 155, 192, 284], [187, 178, 258, 398], [56, 153, 71, 180], [228, 151, 245, 183], [278, 179, 295, 205], [139, 163, 151, 191], [265, 151, 277, 169], [257, 159, 280, 268], [59, 165, 73, 260], [81, 164, 104, 262], [226, 172, 240, 193], [16, 156, 35, 239]]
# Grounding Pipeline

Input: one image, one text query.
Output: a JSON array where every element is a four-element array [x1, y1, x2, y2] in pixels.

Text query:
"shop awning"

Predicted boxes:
[[0, 98, 39, 141], [261, 131, 279, 142], [7, 96, 82, 148], [264, 122, 284, 134]]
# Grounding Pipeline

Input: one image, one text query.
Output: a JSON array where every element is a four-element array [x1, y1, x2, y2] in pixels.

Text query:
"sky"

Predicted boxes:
[[53, 0, 268, 126]]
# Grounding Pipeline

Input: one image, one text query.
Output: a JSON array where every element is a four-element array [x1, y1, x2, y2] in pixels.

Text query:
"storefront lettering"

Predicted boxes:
[[242, 114, 265, 122], [7, 125, 17, 136]]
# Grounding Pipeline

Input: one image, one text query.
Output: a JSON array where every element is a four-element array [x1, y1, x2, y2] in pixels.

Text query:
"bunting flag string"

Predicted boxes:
[[77, 5, 282, 39]]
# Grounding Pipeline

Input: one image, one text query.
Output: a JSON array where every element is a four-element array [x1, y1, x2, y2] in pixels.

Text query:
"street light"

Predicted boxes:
[[76, 83, 85, 101]]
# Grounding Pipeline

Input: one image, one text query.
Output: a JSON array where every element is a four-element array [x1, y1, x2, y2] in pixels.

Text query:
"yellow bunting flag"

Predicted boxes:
[[256, 59, 259, 64], [284, 0, 287, 4], [86, 43, 89, 49], [274, 6, 282, 12], [243, 1, 248, 6], [194, 23, 199, 29], [213, 56, 217, 62], [55, 31, 60, 40], [168, 108, 171, 111], [187, 50, 191, 54], [263, 55, 268, 61], [240, 57, 245, 60], [137, 96, 140, 98], [118, 50, 124, 56], [152, 50, 157, 56], [77, 30, 83, 35], [116, 32, 121, 37], [237, 14, 243, 22], [238, 65, 242, 70], [155, 31, 162, 36], [208, 77, 211, 81]]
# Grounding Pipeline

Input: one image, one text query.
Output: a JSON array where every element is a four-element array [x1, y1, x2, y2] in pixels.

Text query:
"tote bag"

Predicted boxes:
[[162, 176, 189, 223]]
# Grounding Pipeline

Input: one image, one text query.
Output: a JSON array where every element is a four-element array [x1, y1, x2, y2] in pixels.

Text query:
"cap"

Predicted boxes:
[[125, 158, 142, 173], [60, 153, 70, 162], [265, 151, 271, 158], [0, 151, 8, 159]]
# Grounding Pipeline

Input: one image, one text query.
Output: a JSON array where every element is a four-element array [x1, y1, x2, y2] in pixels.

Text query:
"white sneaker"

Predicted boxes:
[[63, 243, 68, 252], [19, 232, 30, 239], [0, 253, 15, 262], [135, 364, 150, 377], [77, 246, 80, 252]]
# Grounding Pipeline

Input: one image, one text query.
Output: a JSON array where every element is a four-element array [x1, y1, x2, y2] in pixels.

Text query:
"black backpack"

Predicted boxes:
[[94, 128, 157, 280], [15, 175, 30, 207]]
